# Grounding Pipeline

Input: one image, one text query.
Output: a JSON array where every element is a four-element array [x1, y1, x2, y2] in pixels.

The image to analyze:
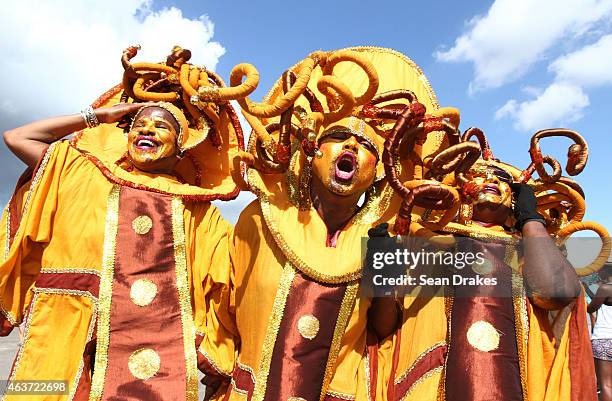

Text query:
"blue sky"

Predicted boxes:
[[0, 0, 610, 234]]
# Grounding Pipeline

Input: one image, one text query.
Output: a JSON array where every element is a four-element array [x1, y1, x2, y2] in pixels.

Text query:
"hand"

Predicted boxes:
[[365, 223, 397, 296], [368, 222, 391, 238], [95, 102, 152, 124], [366, 222, 403, 339], [510, 183, 545, 230]]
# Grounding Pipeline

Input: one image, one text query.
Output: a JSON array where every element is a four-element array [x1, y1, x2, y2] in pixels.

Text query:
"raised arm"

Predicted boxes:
[[3, 103, 145, 168], [588, 283, 612, 313], [512, 183, 582, 310]]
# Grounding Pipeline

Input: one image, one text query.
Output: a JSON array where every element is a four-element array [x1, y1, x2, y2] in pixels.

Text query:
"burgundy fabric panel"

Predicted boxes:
[[445, 241, 523, 401], [232, 364, 255, 400], [568, 292, 598, 401], [264, 272, 348, 401], [366, 330, 379, 401], [196, 334, 231, 401], [102, 186, 187, 401], [35, 272, 100, 297], [393, 344, 446, 401], [73, 338, 96, 401], [0, 315, 14, 336]]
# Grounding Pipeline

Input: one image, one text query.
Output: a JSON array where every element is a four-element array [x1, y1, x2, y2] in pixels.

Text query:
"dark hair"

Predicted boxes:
[[599, 262, 612, 280]]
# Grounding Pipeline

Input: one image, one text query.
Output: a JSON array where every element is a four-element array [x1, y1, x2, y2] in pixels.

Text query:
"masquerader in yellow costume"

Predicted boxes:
[[380, 111, 611, 400], [198, 47, 458, 401], [0, 45, 261, 401]]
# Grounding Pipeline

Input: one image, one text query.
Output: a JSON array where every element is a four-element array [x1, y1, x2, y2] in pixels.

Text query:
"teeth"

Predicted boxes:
[[138, 139, 156, 147]]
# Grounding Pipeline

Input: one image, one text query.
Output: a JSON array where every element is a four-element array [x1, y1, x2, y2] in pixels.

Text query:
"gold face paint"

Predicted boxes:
[[469, 164, 513, 208], [127, 107, 180, 173], [311, 130, 378, 197]]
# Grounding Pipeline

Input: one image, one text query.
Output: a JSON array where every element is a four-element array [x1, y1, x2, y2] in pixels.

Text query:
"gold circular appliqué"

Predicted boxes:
[[297, 315, 320, 340], [132, 215, 153, 235], [466, 320, 500, 352], [471, 259, 493, 275], [130, 279, 157, 307], [128, 348, 160, 380]]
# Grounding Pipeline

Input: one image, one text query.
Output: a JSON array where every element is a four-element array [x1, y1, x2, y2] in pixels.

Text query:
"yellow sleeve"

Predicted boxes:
[[0, 141, 71, 334], [187, 203, 231, 334], [188, 203, 238, 398], [0, 167, 34, 264], [526, 291, 597, 401]]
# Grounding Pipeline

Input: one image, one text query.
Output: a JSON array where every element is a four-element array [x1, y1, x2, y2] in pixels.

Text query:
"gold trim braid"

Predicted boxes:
[[401, 366, 443, 401], [394, 341, 446, 385], [4, 293, 40, 401], [511, 267, 529, 401], [89, 184, 121, 401], [18, 143, 57, 238], [252, 262, 297, 401], [3, 205, 9, 261], [256, 192, 362, 284], [319, 281, 359, 401], [198, 341, 233, 377], [171, 197, 199, 401], [40, 267, 101, 277]]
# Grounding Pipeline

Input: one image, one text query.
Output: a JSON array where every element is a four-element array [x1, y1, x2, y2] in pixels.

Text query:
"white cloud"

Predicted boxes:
[[494, 99, 518, 120], [495, 32, 612, 131], [549, 34, 612, 87], [435, 0, 612, 91], [495, 83, 589, 132], [520, 86, 543, 97], [0, 0, 225, 119]]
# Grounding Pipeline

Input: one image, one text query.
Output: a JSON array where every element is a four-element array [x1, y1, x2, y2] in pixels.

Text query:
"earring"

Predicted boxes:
[[298, 156, 313, 209], [459, 203, 473, 225]]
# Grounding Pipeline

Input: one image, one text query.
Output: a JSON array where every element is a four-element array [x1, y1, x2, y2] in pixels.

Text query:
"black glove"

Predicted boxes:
[[510, 183, 545, 230], [364, 223, 397, 297], [368, 222, 391, 239]]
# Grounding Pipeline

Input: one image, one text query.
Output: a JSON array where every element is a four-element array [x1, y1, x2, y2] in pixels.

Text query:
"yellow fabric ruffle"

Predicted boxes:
[[73, 86, 243, 201]]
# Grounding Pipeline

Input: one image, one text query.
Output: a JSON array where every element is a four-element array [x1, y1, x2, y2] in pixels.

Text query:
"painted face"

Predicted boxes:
[[469, 164, 513, 208], [127, 107, 180, 173], [311, 129, 378, 197]]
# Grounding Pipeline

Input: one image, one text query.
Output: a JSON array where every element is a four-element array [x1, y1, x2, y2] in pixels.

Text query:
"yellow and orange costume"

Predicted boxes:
[[380, 101, 611, 400], [0, 46, 257, 401], [198, 47, 453, 401]]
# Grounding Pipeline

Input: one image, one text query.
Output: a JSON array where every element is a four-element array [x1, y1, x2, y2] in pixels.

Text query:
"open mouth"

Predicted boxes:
[[134, 136, 160, 151], [335, 151, 357, 182], [482, 184, 501, 196]]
